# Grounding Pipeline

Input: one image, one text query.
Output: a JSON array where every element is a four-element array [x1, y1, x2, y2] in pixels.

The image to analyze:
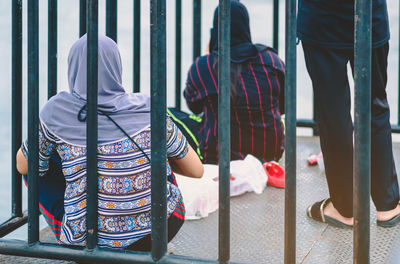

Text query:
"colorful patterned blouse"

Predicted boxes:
[[21, 117, 188, 249]]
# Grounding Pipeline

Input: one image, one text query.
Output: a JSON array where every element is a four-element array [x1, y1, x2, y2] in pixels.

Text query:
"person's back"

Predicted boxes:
[[185, 46, 284, 163], [17, 35, 203, 250], [184, 0, 285, 164], [26, 117, 186, 248]]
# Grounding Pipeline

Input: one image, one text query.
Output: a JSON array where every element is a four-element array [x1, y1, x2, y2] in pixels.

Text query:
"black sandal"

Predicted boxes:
[[377, 205, 400, 228], [307, 198, 353, 229]]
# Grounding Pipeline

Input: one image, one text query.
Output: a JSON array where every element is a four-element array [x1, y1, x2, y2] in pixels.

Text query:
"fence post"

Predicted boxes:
[[106, 0, 117, 42], [312, 96, 319, 136], [133, 0, 141, 93], [80, 0, 87, 37], [12, 0, 23, 219], [284, 0, 297, 262], [150, 0, 167, 260], [273, 0, 279, 52], [48, 0, 57, 98], [86, 0, 99, 250], [193, 0, 201, 60], [218, 1, 230, 263], [175, 0, 182, 110], [353, 0, 371, 263], [27, 0, 40, 245], [398, 0, 400, 126]]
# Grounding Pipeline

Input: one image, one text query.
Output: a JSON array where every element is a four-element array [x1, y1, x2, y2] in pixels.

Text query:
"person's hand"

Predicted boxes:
[[205, 41, 210, 54], [17, 148, 28, 175], [169, 146, 203, 178]]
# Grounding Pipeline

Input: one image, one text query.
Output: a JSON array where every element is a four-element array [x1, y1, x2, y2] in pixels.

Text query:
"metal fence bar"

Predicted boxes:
[[106, 0, 117, 42], [353, 0, 371, 262], [297, 119, 400, 134], [0, 240, 230, 264], [27, 0, 40, 245], [284, 0, 296, 262], [193, 0, 201, 60], [312, 96, 319, 136], [0, 213, 28, 238], [398, 1, 400, 126], [48, 0, 57, 98], [86, 0, 99, 250], [80, 0, 87, 37], [175, 0, 182, 110], [133, 0, 141, 93], [393, 124, 400, 133], [273, 0, 279, 52], [12, 0, 23, 218], [218, 1, 230, 263], [150, 0, 167, 260]]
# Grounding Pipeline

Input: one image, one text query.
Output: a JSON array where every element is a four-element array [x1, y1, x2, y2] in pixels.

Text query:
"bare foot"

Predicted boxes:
[[324, 201, 354, 226], [377, 204, 400, 222]]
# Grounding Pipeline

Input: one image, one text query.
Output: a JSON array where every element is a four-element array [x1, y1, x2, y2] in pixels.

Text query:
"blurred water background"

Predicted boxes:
[[0, 0, 398, 239]]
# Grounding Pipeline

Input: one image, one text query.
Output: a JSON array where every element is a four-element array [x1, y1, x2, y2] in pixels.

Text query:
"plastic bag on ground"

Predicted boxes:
[[175, 155, 268, 220]]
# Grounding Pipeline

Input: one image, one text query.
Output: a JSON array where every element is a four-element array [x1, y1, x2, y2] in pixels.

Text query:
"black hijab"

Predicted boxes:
[[209, 0, 259, 63]]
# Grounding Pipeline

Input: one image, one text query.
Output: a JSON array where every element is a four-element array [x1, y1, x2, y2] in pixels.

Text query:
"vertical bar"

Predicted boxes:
[[284, 0, 296, 262], [175, 0, 182, 109], [80, 0, 87, 37], [27, 0, 39, 245], [398, 0, 400, 126], [133, 0, 141, 93], [106, 0, 117, 42], [48, 0, 57, 99], [218, 0, 230, 263], [313, 95, 319, 136], [150, 0, 167, 260], [86, 0, 98, 250], [273, 0, 279, 52], [12, 0, 23, 218], [353, 0, 371, 262], [193, 0, 201, 60]]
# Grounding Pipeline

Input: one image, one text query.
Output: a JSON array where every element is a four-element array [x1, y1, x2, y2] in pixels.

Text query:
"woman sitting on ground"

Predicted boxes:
[[181, 0, 285, 164], [16, 35, 203, 250]]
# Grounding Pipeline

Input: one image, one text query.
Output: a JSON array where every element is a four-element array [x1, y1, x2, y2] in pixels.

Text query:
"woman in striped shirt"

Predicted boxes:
[[16, 35, 203, 250], [183, 0, 285, 164]]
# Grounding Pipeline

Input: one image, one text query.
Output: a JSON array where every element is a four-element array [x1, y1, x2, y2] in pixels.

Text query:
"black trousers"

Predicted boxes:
[[302, 42, 399, 218]]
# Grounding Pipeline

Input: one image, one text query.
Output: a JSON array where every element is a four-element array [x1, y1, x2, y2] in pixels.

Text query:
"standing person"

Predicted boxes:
[[182, 0, 285, 164], [16, 35, 203, 250], [298, 0, 400, 227]]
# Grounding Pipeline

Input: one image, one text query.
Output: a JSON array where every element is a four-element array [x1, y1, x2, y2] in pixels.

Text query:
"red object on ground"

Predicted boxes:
[[307, 154, 319, 166], [213, 173, 236, 182], [263, 161, 285, 188], [307, 152, 323, 166]]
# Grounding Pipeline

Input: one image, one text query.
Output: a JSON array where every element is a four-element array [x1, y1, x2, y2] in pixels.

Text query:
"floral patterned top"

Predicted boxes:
[[21, 117, 188, 249]]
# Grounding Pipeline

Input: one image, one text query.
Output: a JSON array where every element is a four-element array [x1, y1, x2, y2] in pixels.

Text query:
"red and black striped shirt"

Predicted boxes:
[[184, 45, 285, 164]]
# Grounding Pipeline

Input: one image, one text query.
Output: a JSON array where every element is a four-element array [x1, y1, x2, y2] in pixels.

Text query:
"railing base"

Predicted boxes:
[[0, 212, 28, 238], [0, 239, 236, 264]]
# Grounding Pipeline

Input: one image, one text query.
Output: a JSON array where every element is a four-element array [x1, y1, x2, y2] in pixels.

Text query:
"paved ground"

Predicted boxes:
[[1, 136, 400, 263]]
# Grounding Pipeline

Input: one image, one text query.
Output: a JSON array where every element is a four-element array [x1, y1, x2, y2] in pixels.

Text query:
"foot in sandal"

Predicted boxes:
[[307, 198, 353, 228], [377, 204, 400, 227]]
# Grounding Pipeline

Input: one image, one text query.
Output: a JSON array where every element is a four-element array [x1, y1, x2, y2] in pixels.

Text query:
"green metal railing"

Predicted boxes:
[[0, 0, 392, 263], [353, 0, 371, 261], [284, 0, 296, 262], [218, 1, 231, 262], [150, 0, 168, 259], [133, 0, 141, 93]]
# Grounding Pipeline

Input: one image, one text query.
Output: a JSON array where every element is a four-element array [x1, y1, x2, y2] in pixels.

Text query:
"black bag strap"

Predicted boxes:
[[78, 104, 151, 163]]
